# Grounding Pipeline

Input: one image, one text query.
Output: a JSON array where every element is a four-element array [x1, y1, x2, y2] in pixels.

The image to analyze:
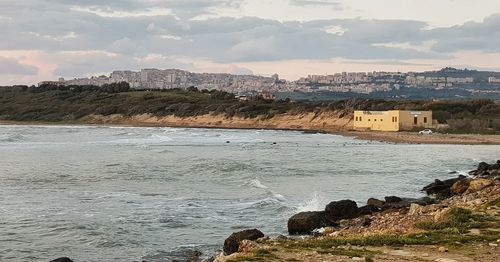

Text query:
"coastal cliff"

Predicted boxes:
[[1, 87, 500, 144], [80, 112, 353, 132]]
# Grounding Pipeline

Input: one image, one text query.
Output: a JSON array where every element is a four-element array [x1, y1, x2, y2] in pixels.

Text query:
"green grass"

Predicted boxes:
[[415, 207, 495, 233]]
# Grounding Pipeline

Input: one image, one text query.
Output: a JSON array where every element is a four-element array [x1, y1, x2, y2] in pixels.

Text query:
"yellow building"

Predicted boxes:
[[353, 110, 433, 131]]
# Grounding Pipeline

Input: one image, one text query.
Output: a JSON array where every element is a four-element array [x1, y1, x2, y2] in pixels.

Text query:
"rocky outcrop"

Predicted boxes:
[[324, 200, 358, 221], [223, 229, 264, 255], [422, 176, 466, 199], [465, 178, 494, 193], [367, 198, 385, 208], [451, 178, 471, 194], [469, 160, 500, 178], [422, 160, 500, 200], [288, 211, 332, 235]]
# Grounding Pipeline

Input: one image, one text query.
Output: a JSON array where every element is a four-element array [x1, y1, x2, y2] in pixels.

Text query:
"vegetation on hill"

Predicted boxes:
[[0, 84, 499, 133]]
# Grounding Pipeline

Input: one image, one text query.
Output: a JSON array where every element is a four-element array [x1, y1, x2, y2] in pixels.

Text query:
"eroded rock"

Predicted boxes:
[[288, 211, 331, 235], [223, 229, 264, 255]]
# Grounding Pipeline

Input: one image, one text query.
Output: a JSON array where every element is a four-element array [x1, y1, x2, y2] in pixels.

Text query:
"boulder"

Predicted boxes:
[[451, 178, 471, 195], [288, 211, 331, 235], [50, 258, 73, 262], [223, 229, 264, 255], [408, 203, 425, 216], [357, 205, 381, 216], [422, 176, 465, 199], [465, 179, 494, 194], [384, 196, 402, 203], [477, 162, 490, 171], [324, 200, 358, 221], [367, 198, 385, 208]]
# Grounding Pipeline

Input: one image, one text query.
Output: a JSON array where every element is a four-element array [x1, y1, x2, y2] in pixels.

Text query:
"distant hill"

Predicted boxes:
[[416, 67, 500, 82]]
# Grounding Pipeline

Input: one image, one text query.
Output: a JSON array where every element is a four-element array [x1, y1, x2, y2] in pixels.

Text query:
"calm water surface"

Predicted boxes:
[[0, 125, 499, 261]]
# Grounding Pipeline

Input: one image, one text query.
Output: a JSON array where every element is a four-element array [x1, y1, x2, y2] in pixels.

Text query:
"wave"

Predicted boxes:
[[245, 178, 268, 189], [0, 133, 25, 142], [295, 192, 324, 213]]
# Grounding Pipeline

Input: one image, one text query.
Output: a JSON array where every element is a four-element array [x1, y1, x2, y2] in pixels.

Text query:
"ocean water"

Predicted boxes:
[[0, 125, 499, 261]]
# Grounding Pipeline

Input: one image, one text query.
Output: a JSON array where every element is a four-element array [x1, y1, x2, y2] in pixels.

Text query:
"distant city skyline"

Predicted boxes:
[[1, 0, 500, 85]]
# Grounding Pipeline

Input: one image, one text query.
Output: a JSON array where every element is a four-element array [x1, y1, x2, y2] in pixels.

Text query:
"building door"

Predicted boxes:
[[414, 116, 418, 125]]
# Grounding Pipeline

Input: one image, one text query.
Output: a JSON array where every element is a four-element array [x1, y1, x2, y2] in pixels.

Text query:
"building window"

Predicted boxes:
[[374, 119, 377, 122], [368, 119, 370, 121], [424, 117, 428, 123], [355, 116, 358, 121], [395, 117, 398, 122], [380, 119, 383, 122], [359, 117, 362, 121], [414, 116, 418, 125]]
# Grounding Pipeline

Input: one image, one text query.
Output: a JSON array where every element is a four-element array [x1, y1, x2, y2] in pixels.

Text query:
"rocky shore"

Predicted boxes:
[[211, 160, 500, 262]]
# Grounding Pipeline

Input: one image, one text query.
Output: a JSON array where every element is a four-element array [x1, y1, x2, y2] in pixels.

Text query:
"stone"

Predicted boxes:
[[357, 205, 381, 216], [238, 240, 256, 253], [477, 162, 490, 171], [275, 234, 288, 241], [438, 246, 448, 252], [435, 259, 458, 262], [469, 229, 481, 235], [367, 198, 385, 208], [288, 211, 331, 235], [451, 178, 471, 195], [324, 200, 358, 221], [465, 178, 493, 193], [256, 236, 270, 243], [408, 203, 424, 216], [384, 196, 402, 203], [50, 258, 73, 262], [422, 176, 465, 199], [489, 242, 498, 247], [223, 229, 264, 255], [324, 227, 336, 235]]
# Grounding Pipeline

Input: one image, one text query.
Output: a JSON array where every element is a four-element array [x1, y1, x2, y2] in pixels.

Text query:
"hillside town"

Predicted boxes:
[[38, 67, 500, 95]]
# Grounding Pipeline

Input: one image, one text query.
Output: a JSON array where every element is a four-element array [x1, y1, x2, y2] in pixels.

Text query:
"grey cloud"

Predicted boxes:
[[50, 52, 195, 77], [429, 14, 500, 53], [290, 0, 342, 8], [1, 0, 500, 73], [0, 57, 38, 75]]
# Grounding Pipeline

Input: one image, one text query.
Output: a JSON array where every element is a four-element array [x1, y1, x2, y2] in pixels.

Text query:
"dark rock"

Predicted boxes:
[[50, 258, 73, 262], [367, 198, 385, 208], [382, 198, 425, 210], [477, 162, 490, 171], [384, 196, 402, 203], [288, 211, 333, 235], [357, 205, 381, 216], [422, 175, 465, 199], [324, 200, 358, 221], [223, 229, 264, 255]]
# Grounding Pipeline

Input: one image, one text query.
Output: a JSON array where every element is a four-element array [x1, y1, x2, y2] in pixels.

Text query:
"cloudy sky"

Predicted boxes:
[[1, 0, 500, 85]]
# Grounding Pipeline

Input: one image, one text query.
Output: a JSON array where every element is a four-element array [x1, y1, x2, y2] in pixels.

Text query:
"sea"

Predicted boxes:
[[0, 125, 499, 261]]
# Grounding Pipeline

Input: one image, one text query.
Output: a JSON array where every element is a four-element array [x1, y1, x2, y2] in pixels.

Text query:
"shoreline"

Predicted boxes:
[[1, 116, 499, 145]]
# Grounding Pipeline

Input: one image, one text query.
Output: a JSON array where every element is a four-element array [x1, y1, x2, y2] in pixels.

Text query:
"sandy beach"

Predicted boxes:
[[1, 113, 499, 145]]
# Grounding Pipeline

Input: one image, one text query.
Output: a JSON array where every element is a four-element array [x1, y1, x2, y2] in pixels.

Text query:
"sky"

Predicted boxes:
[[1, 0, 500, 85]]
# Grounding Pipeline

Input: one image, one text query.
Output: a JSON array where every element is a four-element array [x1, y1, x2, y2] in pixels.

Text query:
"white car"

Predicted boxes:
[[418, 129, 433, 135]]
